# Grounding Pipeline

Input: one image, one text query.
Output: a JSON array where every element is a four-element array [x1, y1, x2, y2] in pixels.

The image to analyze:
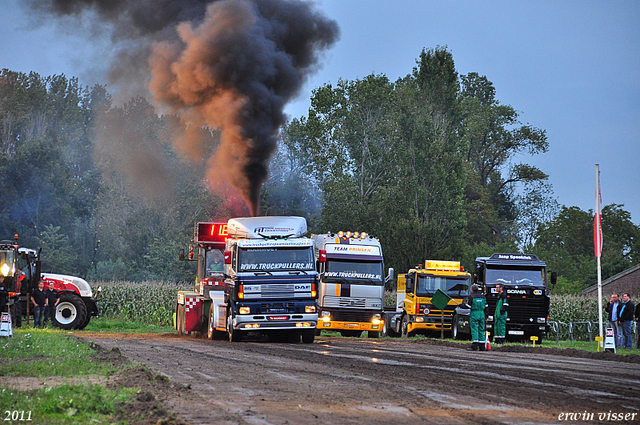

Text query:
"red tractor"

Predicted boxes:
[[0, 236, 99, 329]]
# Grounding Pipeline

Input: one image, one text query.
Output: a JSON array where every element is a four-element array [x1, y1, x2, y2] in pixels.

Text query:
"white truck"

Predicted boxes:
[[313, 231, 393, 338], [176, 216, 319, 343]]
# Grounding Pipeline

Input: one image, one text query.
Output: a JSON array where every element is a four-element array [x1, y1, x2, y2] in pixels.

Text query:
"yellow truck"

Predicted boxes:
[[389, 260, 471, 338]]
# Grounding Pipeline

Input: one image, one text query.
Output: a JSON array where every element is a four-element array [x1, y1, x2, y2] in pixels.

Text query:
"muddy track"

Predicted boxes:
[[79, 333, 640, 425]]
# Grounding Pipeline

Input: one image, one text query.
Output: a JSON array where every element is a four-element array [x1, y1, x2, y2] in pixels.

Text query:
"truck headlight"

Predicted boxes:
[[415, 317, 424, 323], [305, 305, 316, 313], [537, 317, 546, 324], [321, 311, 331, 317], [372, 314, 382, 325], [239, 307, 250, 314], [488, 315, 494, 321]]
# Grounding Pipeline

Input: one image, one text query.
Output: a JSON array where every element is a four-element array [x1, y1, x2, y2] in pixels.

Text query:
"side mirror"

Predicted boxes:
[[178, 249, 185, 261], [385, 268, 395, 283], [550, 271, 557, 286], [318, 249, 327, 263]]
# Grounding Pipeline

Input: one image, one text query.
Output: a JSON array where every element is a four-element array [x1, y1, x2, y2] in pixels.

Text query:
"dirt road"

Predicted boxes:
[[80, 333, 640, 425]]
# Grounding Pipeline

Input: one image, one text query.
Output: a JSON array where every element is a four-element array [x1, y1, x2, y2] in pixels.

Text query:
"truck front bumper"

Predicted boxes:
[[234, 313, 318, 331], [318, 318, 384, 332]]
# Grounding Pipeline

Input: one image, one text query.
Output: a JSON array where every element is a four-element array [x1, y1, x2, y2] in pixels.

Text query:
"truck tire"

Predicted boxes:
[[302, 330, 315, 344], [401, 314, 411, 338], [451, 314, 460, 340], [368, 331, 380, 338], [176, 304, 184, 335], [9, 301, 22, 328], [54, 293, 88, 330], [207, 308, 225, 340], [227, 310, 242, 342]]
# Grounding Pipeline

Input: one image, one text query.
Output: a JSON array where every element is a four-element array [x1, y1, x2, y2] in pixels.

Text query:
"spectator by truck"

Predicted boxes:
[[313, 231, 394, 338]]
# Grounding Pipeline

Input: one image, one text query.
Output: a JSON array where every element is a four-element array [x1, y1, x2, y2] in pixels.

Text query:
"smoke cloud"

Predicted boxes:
[[29, 0, 339, 216]]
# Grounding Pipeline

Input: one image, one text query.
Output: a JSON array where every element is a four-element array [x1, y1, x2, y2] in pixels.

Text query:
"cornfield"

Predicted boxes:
[[93, 282, 612, 337], [93, 280, 192, 326]]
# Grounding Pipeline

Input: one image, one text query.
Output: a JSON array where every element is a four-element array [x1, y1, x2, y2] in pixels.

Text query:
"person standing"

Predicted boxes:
[[493, 283, 508, 344], [467, 284, 487, 351], [30, 280, 47, 328], [0, 276, 8, 313], [618, 293, 634, 349], [43, 281, 59, 326], [635, 301, 640, 349], [605, 294, 621, 347]]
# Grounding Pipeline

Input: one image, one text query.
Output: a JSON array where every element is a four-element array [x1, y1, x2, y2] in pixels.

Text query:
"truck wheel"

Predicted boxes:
[[302, 330, 315, 344], [9, 302, 22, 328], [451, 314, 460, 340], [207, 308, 215, 340], [54, 294, 87, 330], [401, 315, 411, 338], [368, 331, 380, 338], [227, 310, 242, 342], [176, 304, 184, 335]]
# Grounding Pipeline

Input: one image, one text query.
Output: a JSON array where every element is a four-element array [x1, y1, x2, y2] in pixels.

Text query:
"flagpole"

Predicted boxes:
[[595, 164, 603, 344]]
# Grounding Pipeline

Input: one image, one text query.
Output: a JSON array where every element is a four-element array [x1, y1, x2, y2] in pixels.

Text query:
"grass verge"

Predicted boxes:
[[0, 328, 160, 424]]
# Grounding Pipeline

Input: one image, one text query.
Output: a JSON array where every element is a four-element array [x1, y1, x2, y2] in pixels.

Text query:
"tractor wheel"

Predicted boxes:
[[54, 293, 88, 330]]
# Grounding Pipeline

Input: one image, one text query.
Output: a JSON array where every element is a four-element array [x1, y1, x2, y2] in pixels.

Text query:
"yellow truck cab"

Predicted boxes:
[[396, 260, 471, 338]]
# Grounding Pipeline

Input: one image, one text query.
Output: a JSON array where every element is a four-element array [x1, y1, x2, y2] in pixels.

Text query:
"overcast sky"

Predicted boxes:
[[1, 0, 639, 224]]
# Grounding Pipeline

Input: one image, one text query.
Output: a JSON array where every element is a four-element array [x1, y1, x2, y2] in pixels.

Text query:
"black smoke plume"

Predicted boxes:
[[28, 0, 339, 216]]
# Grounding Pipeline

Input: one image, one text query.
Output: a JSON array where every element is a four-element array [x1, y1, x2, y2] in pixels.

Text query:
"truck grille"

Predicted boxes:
[[323, 296, 379, 309], [329, 310, 377, 322], [487, 295, 548, 323]]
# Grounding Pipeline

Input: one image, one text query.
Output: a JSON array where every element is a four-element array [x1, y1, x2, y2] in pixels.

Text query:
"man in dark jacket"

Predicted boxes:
[[467, 284, 487, 351], [618, 293, 634, 349], [635, 302, 640, 349], [30, 280, 47, 328], [0, 276, 7, 313], [43, 281, 59, 325]]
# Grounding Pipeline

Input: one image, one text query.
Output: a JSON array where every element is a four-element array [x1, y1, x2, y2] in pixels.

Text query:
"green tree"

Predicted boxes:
[[533, 204, 640, 291], [36, 224, 77, 274], [460, 72, 548, 244]]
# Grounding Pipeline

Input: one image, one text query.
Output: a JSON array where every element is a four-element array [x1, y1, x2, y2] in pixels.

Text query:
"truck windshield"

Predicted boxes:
[[416, 275, 470, 297], [486, 268, 544, 287], [0, 250, 15, 276], [324, 260, 383, 284], [238, 247, 315, 272]]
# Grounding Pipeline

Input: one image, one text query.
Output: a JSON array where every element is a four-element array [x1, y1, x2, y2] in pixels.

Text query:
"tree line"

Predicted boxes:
[[1, 47, 638, 292]]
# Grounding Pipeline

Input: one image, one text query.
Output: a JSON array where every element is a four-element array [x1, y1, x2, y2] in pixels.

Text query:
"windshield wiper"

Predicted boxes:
[[252, 270, 273, 275], [289, 269, 308, 275]]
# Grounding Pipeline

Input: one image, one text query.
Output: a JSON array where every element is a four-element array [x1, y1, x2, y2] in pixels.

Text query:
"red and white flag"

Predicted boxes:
[[594, 166, 603, 258]]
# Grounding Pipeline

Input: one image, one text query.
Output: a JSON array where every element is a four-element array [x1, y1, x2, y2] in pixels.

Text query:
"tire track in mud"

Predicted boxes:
[[81, 334, 640, 424]]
